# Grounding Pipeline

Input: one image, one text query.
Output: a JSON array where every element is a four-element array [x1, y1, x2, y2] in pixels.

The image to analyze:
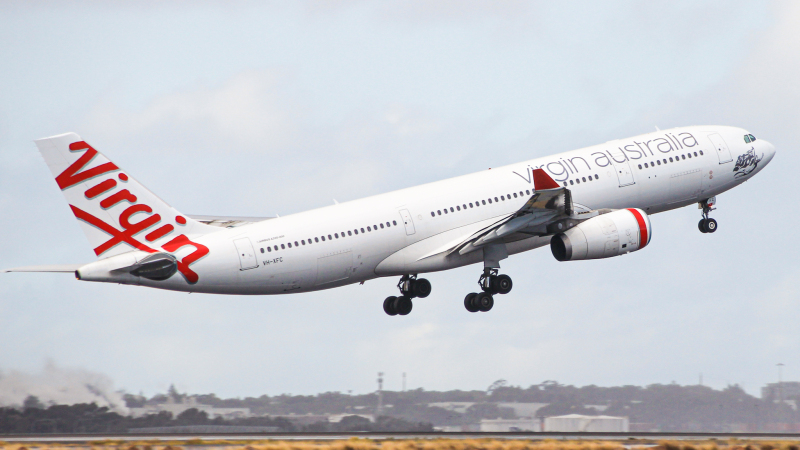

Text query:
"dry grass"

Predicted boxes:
[[8, 439, 800, 450]]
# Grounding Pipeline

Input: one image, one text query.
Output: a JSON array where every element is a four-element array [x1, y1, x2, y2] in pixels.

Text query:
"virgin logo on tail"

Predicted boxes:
[[59, 141, 209, 284]]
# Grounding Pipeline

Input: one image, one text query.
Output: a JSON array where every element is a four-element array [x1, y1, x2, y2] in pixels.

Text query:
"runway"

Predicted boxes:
[[3, 432, 800, 442]]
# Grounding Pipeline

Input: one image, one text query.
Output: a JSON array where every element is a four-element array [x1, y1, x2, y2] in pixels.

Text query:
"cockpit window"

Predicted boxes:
[[749, 134, 756, 142], [744, 135, 751, 143]]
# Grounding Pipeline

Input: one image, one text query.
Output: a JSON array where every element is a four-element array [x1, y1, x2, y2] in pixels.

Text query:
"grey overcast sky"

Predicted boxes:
[[1, 1, 799, 400]]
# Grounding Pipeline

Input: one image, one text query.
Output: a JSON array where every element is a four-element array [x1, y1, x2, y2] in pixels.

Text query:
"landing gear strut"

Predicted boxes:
[[464, 268, 513, 313], [698, 197, 718, 234], [383, 274, 431, 316]]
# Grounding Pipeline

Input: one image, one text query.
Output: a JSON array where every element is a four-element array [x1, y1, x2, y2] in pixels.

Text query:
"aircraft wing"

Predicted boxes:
[[187, 215, 274, 228], [445, 169, 575, 257]]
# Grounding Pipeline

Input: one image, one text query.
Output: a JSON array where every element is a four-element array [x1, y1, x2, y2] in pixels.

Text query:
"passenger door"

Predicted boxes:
[[233, 238, 258, 270], [608, 150, 635, 187], [708, 133, 733, 164], [398, 209, 416, 235]]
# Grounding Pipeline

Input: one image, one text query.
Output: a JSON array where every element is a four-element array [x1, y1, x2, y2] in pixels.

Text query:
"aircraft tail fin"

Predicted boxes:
[[35, 133, 218, 259]]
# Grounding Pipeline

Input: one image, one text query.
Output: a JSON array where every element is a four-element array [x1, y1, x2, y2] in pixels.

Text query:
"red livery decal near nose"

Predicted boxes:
[[532, 168, 561, 190], [627, 208, 649, 248]]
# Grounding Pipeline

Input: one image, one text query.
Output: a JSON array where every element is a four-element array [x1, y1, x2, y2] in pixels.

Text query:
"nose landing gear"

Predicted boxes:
[[698, 197, 718, 233], [464, 268, 513, 313], [382, 274, 431, 316]]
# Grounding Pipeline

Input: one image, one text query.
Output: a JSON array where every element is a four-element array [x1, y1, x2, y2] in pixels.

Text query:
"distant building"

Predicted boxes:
[[427, 402, 475, 414], [327, 413, 375, 423], [129, 396, 250, 419], [497, 403, 549, 418], [762, 382, 800, 399], [544, 414, 629, 432], [480, 418, 539, 432]]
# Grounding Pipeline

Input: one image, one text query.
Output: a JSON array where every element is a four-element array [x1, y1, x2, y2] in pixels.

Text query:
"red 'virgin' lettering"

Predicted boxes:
[[69, 205, 158, 256], [56, 142, 119, 190], [161, 234, 209, 284], [100, 189, 137, 209], [145, 224, 174, 242], [85, 179, 117, 199]]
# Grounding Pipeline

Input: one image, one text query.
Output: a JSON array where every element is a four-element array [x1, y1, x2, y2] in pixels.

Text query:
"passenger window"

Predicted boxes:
[[688, 153, 692, 158], [526, 190, 531, 195], [582, 177, 586, 182], [450, 207, 454, 212], [294, 241, 299, 246], [462, 204, 466, 209], [519, 191, 523, 196], [431, 212, 435, 217], [663, 159, 667, 164], [288, 243, 292, 248], [513, 193, 517, 198], [469, 203, 473, 208], [501, 195, 505, 200], [638, 164, 642, 169], [367, 227, 371, 231], [694, 152, 698, 156], [699, 150, 704, 155], [563, 183, 568, 187], [274, 245, 279, 250], [361, 228, 365, 233], [488, 199, 492, 204], [569, 180, 574, 185], [260, 248, 264, 253], [302, 240, 306, 245], [314, 238, 319, 243], [321, 236, 325, 241], [380, 223, 384, 228], [595, 174, 599, 179], [669, 157, 673, 162], [657, 160, 661, 165], [437, 210, 441, 215], [354, 229, 358, 235], [456, 206, 461, 211], [281, 244, 286, 249], [327, 234, 331, 239], [393, 220, 397, 226], [444, 209, 448, 214], [494, 197, 498, 202], [644, 163, 648, 168], [348, 231, 352, 236], [268, 247, 272, 252], [681, 155, 686, 160], [482, 200, 486, 205], [334, 233, 339, 238], [576, 179, 580, 184]]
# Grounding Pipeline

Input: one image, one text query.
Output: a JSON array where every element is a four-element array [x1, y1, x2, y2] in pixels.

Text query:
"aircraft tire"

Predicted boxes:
[[705, 218, 718, 233], [394, 296, 413, 315], [495, 275, 513, 295], [412, 278, 432, 298], [464, 293, 479, 312], [476, 292, 494, 312], [698, 219, 708, 233], [384, 296, 398, 316]]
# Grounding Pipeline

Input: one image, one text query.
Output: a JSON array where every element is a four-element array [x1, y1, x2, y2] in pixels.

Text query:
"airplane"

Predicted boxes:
[[3, 126, 775, 316]]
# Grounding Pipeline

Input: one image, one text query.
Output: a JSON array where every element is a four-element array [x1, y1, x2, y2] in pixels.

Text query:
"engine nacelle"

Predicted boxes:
[[551, 208, 651, 261]]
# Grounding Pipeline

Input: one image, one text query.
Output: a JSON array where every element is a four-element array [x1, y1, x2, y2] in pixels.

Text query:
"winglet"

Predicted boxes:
[[532, 168, 560, 190]]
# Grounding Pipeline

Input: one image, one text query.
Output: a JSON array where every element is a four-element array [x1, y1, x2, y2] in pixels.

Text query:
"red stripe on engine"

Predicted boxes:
[[627, 208, 648, 249]]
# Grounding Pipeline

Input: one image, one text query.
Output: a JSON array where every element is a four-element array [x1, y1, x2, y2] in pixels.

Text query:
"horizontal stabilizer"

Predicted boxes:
[[2, 264, 84, 273]]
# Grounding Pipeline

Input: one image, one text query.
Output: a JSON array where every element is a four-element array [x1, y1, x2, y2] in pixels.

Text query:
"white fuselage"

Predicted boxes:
[[92, 125, 775, 295]]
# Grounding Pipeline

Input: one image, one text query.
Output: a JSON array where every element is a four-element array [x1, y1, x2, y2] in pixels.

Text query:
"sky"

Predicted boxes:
[[1, 0, 799, 402]]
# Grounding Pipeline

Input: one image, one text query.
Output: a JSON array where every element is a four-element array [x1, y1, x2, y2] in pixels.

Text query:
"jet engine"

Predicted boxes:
[[550, 208, 651, 261]]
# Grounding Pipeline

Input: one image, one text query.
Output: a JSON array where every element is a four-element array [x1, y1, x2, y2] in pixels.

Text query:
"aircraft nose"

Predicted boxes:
[[760, 139, 776, 165]]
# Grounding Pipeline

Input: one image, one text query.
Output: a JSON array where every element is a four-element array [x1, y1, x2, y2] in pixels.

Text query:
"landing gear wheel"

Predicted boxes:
[[476, 292, 494, 312], [383, 296, 398, 316], [704, 218, 718, 233], [394, 296, 413, 315], [411, 278, 432, 298], [464, 293, 479, 313], [494, 275, 513, 295], [698, 219, 707, 233]]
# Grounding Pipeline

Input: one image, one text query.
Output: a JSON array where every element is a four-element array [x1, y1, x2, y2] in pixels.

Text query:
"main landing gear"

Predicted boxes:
[[698, 197, 718, 234], [383, 274, 431, 316], [464, 268, 513, 313]]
